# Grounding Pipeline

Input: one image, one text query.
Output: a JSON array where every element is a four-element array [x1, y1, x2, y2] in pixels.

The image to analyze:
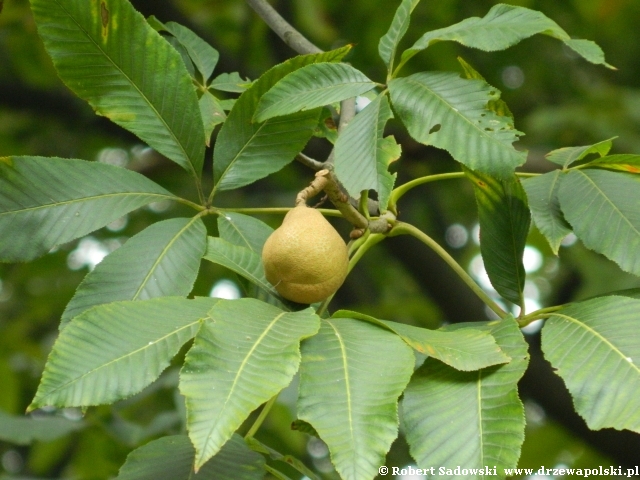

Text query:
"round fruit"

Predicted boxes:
[[262, 206, 349, 304]]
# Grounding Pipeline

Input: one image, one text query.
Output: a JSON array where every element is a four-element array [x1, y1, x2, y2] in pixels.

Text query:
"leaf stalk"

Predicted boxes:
[[390, 221, 508, 319]]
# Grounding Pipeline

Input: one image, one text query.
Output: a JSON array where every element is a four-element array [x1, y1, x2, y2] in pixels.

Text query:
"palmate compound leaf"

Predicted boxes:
[[211, 46, 351, 196], [29, 297, 217, 411], [116, 434, 265, 480], [297, 317, 415, 480], [378, 0, 421, 75], [402, 317, 529, 479], [465, 168, 530, 306], [558, 169, 640, 277], [332, 310, 510, 371], [389, 73, 526, 180], [0, 156, 176, 262], [30, 0, 205, 178], [253, 63, 377, 123], [334, 95, 400, 212], [397, 3, 613, 73], [180, 298, 320, 469], [541, 296, 640, 432], [60, 217, 207, 329], [522, 171, 572, 254]]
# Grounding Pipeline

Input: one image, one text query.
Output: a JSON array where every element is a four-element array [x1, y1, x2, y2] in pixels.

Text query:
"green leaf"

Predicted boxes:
[[0, 410, 85, 445], [0, 156, 176, 262], [29, 297, 217, 410], [212, 47, 350, 195], [558, 169, 640, 277], [398, 4, 613, 72], [334, 95, 399, 212], [162, 21, 219, 82], [298, 318, 414, 480], [180, 298, 320, 468], [165, 35, 197, 78], [60, 217, 207, 329], [116, 434, 265, 480], [254, 63, 376, 123], [601, 288, 640, 300], [466, 169, 530, 305], [210, 72, 251, 93], [457, 57, 513, 119], [199, 90, 226, 146], [333, 310, 509, 371], [541, 296, 640, 432], [545, 137, 615, 168], [30, 0, 205, 177], [378, 0, 421, 75], [402, 317, 529, 478], [203, 236, 278, 297], [586, 153, 640, 174], [522, 171, 572, 254], [217, 212, 274, 254], [389, 73, 526, 180]]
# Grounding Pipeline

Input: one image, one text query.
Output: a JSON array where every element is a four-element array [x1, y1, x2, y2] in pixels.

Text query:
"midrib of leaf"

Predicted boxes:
[[132, 215, 201, 300], [197, 312, 286, 466], [0, 192, 175, 217], [552, 312, 640, 376], [206, 241, 275, 294], [269, 81, 373, 106], [403, 76, 509, 148], [41, 321, 202, 399], [213, 117, 316, 195], [545, 172, 561, 204], [221, 217, 253, 250], [327, 320, 355, 455], [579, 171, 640, 238], [53, 0, 198, 179], [213, 118, 290, 197]]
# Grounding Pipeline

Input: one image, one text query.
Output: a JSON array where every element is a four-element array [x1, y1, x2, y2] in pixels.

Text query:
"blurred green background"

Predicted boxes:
[[1, 0, 639, 478]]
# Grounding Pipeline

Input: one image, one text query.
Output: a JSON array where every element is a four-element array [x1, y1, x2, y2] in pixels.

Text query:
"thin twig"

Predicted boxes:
[[296, 152, 325, 171], [245, 0, 322, 55]]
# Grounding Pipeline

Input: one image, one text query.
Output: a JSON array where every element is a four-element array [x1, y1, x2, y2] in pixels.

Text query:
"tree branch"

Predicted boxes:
[[245, 0, 322, 55]]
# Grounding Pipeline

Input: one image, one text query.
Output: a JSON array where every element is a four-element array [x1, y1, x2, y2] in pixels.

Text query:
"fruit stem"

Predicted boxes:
[[390, 221, 508, 319]]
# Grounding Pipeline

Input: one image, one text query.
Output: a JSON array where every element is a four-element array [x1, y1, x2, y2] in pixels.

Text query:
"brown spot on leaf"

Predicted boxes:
[[624, 165, 640, 173], [0, 1, 4, 15], [100, 2, 109, 30], [477, 181, 487, 187]]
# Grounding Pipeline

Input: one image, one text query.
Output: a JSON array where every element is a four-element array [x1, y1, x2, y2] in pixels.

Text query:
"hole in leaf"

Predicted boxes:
[[429, 124, 441, 134]]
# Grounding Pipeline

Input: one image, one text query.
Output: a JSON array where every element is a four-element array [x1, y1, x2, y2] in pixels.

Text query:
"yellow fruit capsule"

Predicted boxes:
[[262, 206, 349, 304]]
